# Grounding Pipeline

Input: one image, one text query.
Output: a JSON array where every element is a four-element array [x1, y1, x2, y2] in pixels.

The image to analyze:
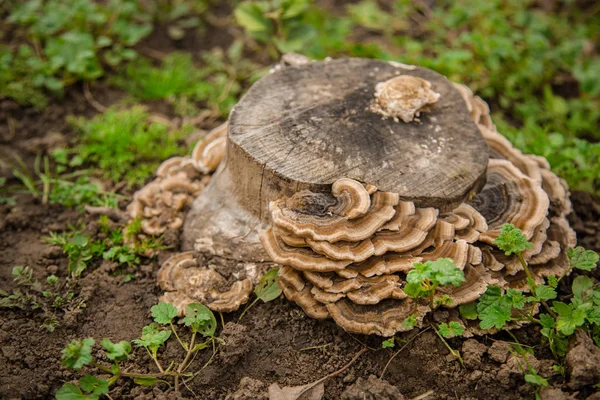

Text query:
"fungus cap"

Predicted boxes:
[[372, 75, 441, 123]]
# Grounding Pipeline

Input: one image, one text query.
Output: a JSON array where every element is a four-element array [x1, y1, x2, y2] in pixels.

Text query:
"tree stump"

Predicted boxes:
[[182, 58, 488, 262]]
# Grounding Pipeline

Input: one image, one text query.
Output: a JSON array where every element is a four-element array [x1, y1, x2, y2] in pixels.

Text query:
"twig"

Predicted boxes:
[[175, 331, 196, 393], [410, 390, 435, 400], [381, 327, 430, 379], [84, 205, 127, 221], [6, 117, 16, 140], [288, 347, 368, 398], [83, 81, 108, 113], [298, 343, 331, 352], [432, 325, 464, 367], [138, 47, 167, 61]]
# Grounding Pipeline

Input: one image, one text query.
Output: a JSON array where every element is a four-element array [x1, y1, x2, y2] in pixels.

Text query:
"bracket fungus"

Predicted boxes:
[[127, 57, 576, 336], [371, 75, 441, 123]]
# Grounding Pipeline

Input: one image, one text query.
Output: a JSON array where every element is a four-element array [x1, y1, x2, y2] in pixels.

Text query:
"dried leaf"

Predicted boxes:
[[268, 381, 324, 400]]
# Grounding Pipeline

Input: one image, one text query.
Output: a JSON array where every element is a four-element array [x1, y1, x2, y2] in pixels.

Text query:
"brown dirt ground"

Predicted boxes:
[[2, 28, 600, 400]]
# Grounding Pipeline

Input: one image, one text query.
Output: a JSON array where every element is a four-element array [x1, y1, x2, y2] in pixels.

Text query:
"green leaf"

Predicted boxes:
[[101, 338, 131, 361], [547, 275, 558, 289], [572, 276, 594, 305], [191, 341, 210, 352], [403, 281, 425, 299], [133, 323, 171, 353], [55, 383, 84, 400], [539, 313, 555, 330], [438, 321, 465, 338], [282, 0, 310, 19], [151, 302, 178, 324], [133, 376, 157, 386], [79, 375, 109, 395], [183, 303, 216, 336], [254, 268, 282, 303], [61, 338, 95, 370], [459, 302, 478, 320], [524, 373, 549, 387], [401, 315, 417, 329], [506, 289, 526, 309], [234, 3, 272, 33], [381, 338, 395, 348], [426, 258, 465, 286], [553, 302, 586, 335], [71, 233, 89, 247], [493, 224, 533, 256], [406, 258, 465, 292], [477, 286, 512, 330], [567, 247, 599, 271], [535, 285, 557, 301]]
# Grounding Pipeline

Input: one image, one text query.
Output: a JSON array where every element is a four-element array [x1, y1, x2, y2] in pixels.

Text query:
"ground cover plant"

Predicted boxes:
[[1, 0, 599, 399]]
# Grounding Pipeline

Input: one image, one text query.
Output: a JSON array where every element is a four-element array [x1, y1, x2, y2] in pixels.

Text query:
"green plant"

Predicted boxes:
[[147, 0, 209, 40], [387, 258, 467, 364], [234, 0, 315, 56], [458, 223, 599, 390], [56, 301, 220, 399], [45, 222, 163, 280], [111, 42, 266, 118], [238, 267, 282, 321], [68, 106, 186, 186], [0, 266, 85, 332], [2, 0, 152, 106], [45, 231, 105, 278], [404, 258, 466, 309], [1, 152, 118, 209]]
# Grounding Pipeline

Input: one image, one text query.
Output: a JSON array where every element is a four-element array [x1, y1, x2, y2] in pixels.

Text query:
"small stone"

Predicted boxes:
[[42, 246, 63, 259], [461, 339, 487, 369], [468, 370, 483, 382], [219, 323, 251, 365], [343, 372, 356, 384], [341, 375, 405, 400], [46, 265, 59, 275], [140, 264, 154, 275], [540, 387, 577, 400], [566, 330, 600, 389], [226, 377, 268, 400], [488, 341, 510, 363]]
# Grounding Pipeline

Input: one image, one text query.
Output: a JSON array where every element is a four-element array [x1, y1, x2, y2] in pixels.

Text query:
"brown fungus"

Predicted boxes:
[[127, 57, 577, 338], [157, 251, 255, 314], [470, 159, 549, 244], [326, 298, 428, 336], [371, 75, 441, 123], [270, 189, 399, 243]]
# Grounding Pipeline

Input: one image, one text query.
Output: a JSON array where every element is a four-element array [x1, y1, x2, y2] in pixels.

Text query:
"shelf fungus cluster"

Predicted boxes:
[[259, 83, 574, 336], [128, 57, 576, 335], [126, 123, 227, 237]]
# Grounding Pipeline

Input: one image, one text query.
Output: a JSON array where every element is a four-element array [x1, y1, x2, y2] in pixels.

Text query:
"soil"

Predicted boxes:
[[2, 23, 600, 400]]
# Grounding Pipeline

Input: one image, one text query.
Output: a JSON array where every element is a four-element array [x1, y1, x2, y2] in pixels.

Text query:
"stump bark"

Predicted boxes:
[[182, 58, 488, 262]]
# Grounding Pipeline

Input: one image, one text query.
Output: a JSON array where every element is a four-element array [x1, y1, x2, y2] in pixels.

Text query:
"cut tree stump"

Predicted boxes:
[[182, 58, 488, 262]]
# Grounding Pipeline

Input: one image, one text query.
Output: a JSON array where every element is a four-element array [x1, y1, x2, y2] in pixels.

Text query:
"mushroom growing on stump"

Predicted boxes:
[[127, 57, 576, 335]]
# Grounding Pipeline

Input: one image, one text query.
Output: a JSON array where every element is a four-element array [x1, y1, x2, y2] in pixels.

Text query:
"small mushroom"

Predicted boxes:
[[470, 159, 549, 244], [278, 266, 330, 319], [191, 123, 228, 173], [157, 251, 255, 313], [126, 124, 227, 238], [326, 298, 428, 336], [270, 189, 399, 243], [371, 75, 441, 123], [479, 125, 542, 183], [371, 208, 438, 254], [260, 227, 353, 272], [331, 178, 372, 219]]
